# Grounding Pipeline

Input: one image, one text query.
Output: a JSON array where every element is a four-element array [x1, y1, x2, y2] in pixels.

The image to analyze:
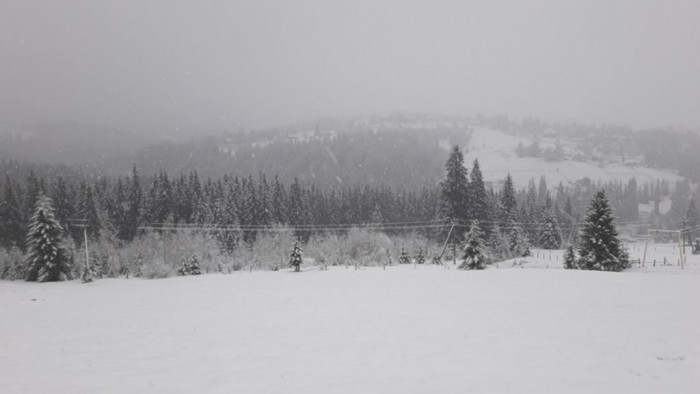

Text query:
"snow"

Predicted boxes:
[[2, 249, 699, 393], [464, 127, 683, 190]]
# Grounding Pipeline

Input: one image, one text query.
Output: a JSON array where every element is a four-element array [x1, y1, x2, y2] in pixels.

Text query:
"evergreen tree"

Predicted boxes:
[[24, 170, 43, 222], [685, 198, 699, 241], [50, 176, 74, 230], [25, 195, 72, 282], [370, 203, 384, 226], [539, 209, 562, 249], [398, 246, 411, 264], [460, 221, 487, 270], [288, 242, 302, 272], [509, 223, 529, 257], [271, 175, 288, 225], [123, 166, 142, 241], [0, 175, 25, 250], [415, 248, 426, 264], [577, 190, 630, 271], [77, 182, 101, 240], [257, 173, 272, 227], [216, 182, 239, 254], [288, 177, 308, 241], [563, 245, 577, 269], [500, 173, 518, 223], [469, 159, 491, 236], [178, 255, 202, 276], [439, 146, 470, 239]]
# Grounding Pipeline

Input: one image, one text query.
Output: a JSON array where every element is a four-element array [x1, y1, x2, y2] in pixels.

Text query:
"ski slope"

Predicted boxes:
[[1, 251, 699, 393]]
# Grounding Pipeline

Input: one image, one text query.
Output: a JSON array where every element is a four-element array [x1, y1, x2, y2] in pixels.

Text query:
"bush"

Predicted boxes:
[[0, 247, 27, 280], [141, 258, 175, 279]]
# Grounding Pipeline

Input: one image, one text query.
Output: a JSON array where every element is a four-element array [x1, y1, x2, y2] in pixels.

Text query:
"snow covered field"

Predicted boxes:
[[463, 127, 683, 190], [2, 245, 699, 394]]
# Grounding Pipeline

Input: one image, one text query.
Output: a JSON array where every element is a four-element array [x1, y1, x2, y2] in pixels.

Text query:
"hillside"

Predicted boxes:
[[463, 126, 684, 190]]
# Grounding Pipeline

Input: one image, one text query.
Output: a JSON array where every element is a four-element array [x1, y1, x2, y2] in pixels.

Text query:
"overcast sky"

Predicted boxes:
[[1, 0, 699, 134]]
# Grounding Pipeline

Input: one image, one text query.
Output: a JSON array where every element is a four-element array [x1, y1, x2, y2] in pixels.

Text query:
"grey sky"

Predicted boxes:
[[1, 0, 699, 134]]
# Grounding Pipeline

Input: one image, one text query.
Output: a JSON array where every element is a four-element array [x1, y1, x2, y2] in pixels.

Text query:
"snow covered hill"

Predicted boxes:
[[1, 254, 698, 393], [462, 127, 684, 190]]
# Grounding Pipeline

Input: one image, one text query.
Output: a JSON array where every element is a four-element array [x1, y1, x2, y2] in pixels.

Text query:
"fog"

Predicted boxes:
[[1, 0, 699, 134]]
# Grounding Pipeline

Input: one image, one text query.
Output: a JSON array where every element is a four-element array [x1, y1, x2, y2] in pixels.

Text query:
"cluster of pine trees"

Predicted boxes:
[[2, 144, 697, 280], [0, 167, 440, 254], [438, 146, 567, 261]]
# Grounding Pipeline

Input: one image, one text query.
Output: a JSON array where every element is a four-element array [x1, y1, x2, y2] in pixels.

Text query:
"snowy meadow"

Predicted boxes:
[[1, 243, 699, 394]]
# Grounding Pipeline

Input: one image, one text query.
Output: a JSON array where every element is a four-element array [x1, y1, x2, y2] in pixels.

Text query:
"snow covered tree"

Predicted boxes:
[[508, 224, 529, 257], [122, 165, 142, 241], [77, 182, 101, 241], [398, 246, 411, 264], [25, 195, 72, 282], [439, 146, 470, 240], [24, 170, 43, 222], [469, 159, 491, 237], [685, 198, 699, 241], [216, 183, 239, 254], [288, 242, 302, 272], [576, 190, 630, 271], [188, 255, 201, 275], [539, 209, 562, 249], [460, 221, 487, 270], [50, 176, 74, 233], [271, 175, 288, 225], [563, 245, 577, 269], [178, 255, 202, 276], [500, 173, 517, 223], [415, 248, 426, 264], [0, 175, 25, 250]]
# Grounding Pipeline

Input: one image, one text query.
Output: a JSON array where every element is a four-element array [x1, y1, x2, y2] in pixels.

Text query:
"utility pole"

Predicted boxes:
[[84, 227, 90, 271]]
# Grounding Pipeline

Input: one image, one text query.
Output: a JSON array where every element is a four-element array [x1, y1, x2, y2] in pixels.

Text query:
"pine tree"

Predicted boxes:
[[216, 182, 239, 254], [271, 175, 288, 225], [398, 246, 411, 265], [685, 198, 699, 241], [188, 255, 201, 275], [0, 175, 25, 250], [563, 245, 577, 269], [178, 255, 202, 276], [288, 177, 308, 242], [439, 146, 470, 240], [460, 221, 487, 270], [77, 182, 101, 241], [288, 242, 302, 272], [539, 209, 562, 249], [123, 166, 142, 241], [24, 170, 43, 223], [576, 190, 630, 271], [469, 159, 491, 237], [415, 248, 426, 264], [509, 224, 529, 257], [50, 176, 74, 231], [257, 173, 272, 227], [25, 195, 72, 282], [500, 174, 517, 223]]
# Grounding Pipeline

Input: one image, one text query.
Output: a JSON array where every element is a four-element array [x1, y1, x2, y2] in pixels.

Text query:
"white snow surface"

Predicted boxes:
[[1, 248, 699, 393]]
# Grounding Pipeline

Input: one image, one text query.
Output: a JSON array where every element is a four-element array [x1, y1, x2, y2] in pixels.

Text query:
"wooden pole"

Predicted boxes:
[[83, 227, 90, 271], [642, 231, 649, 266], [677, 231, 685, 269]]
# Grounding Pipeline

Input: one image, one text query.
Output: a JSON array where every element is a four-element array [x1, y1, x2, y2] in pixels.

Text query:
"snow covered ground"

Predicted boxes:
[[463, 127, 683, 190], [1, 244, 699, 394]]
